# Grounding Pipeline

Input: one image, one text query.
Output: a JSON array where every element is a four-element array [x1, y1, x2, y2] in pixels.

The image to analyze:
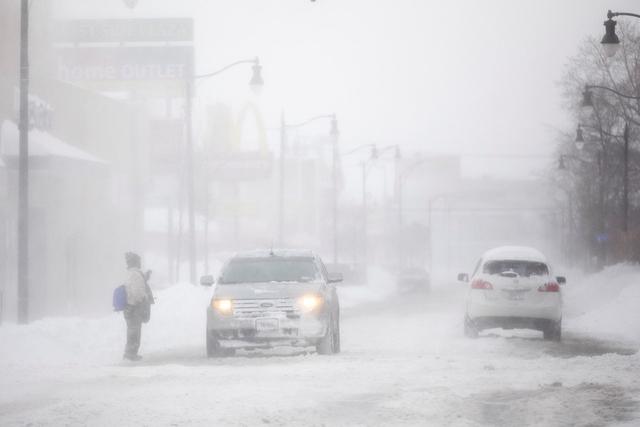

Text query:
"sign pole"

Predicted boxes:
[[18, 0, 30, 324], [185, 79, 197, 285]]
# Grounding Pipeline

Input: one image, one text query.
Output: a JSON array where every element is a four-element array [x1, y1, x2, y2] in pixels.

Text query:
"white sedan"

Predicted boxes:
[[458, 246, 565, 341]]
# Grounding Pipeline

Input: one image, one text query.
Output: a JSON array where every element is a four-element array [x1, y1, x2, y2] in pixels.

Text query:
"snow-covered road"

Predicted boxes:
[[1, 268, 640, 426]]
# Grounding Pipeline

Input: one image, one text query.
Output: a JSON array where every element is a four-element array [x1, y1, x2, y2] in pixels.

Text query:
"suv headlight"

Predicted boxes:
[[212, 299, 233, 314], [299, 294, 323, 313]]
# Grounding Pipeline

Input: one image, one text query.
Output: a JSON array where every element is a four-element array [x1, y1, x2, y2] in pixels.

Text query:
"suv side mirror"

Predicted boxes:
[[556, 276, 566, 285], [200, 275, 215, 287], [328, 272, 343, 284], [457, 273, 469, 283]]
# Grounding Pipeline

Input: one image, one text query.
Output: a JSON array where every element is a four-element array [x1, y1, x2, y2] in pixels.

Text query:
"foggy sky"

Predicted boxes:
[[52, 0, 640, 178]]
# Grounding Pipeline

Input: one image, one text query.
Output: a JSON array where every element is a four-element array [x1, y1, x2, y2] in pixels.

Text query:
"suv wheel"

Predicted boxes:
[[543, 320, 562, 342], [333, 315, 341, 354], [206, 331, 236, 357], [464, 316, 479, 338], [316, 317, 336, 355]]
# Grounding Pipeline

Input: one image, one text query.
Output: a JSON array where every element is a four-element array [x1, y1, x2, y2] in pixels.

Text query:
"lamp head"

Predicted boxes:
[[249, 58, 264, 94], [558, 155, 566, 171], [601, 15, 621, 57], [395, 146, 402, 160], [330, 115, 339, 138], [581, 88, 594, 108], [575, 125, 585, 150], [371, 145, 378, 160]]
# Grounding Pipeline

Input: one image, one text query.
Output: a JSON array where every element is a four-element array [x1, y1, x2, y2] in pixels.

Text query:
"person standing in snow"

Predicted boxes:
[[123, 252, 153, 361]]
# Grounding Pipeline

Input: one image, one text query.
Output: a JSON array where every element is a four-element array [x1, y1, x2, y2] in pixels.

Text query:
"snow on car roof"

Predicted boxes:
[[232, 249, 316, 259], [482, 246, 547, 263]]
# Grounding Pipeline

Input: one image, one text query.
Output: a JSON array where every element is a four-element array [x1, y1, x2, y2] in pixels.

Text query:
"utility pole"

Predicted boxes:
[[17, 0, 30, 324], [396, 168, 403, 270], [278, 111, 286, 247], [331, 116, 339, 265], [623, 122, 629, 233], [361, 162, 367, 264]]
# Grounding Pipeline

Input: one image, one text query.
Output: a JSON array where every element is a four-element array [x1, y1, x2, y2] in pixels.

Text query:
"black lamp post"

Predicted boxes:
[[185, 57, 263, 285], [601, 10, 640, 57], [575, 125, 585, 150]]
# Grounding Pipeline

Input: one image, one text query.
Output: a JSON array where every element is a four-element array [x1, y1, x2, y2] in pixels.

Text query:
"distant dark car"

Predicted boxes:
[[396, 267, 430, 294], [201, 250, 342, 357]]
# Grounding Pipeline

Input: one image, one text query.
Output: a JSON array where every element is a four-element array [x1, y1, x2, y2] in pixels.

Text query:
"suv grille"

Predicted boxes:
[[232, 298, 298, 317]]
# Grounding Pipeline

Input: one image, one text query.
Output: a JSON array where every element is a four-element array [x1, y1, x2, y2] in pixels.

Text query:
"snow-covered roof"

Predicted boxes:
[[233, 249, 316, 259], [482, 246, 547, 263], [0, 120, 106, 164]]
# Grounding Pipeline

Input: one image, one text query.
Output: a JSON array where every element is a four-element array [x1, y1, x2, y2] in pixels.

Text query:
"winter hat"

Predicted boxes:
[[125, 252, 141, 268]]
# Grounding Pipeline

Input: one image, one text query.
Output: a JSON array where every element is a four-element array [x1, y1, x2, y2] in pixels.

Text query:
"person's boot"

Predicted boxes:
[[123, 353, 143, 361]]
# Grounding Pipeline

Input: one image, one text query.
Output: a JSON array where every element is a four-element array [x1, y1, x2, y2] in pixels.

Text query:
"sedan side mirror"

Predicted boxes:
[[556, 276, 566, 285], [200, 275, 215, 287], [457, 273, 469, 283], [328, 272, 343, 284]]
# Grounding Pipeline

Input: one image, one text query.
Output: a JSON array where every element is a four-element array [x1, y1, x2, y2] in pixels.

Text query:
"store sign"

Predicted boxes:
[[53, 18, 193, 82], [208, 152, 274, 182], [123, 0, 139, 9], [53, 18, 192, 43], [56, 46, 193, 81]]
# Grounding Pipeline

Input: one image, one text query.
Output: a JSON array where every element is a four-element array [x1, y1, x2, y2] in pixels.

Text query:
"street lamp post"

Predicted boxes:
[[342, 144, 377, 264], [276, 113, 337, 250], [185, 58, 263, 284]]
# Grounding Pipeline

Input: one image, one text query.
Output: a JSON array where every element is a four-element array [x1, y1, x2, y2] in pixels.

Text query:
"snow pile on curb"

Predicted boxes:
[[565, 264, 640, 343], [0, 283, 213, 368], [0, 272, 395, 368]]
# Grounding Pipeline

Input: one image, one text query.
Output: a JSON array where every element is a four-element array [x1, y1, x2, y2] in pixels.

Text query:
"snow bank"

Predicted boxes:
[[0, 269, 393, 368], [565, 264, 640, 343], [0, 283, 213, 368]]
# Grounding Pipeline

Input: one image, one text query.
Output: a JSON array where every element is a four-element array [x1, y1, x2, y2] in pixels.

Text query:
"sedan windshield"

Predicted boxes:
[[483, 260, 549, 277], [219, 257, 321, 284]]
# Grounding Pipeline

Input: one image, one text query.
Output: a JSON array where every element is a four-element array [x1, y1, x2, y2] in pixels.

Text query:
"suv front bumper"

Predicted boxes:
[[206, 307, 329, 348]]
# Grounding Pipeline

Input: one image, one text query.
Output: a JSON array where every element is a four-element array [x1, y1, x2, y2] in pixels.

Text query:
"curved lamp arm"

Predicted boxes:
[[287, 114, 335, 129], [400, 158, 429, 179], [585, 84, 640, 100], [194, 57, 259, 80], [607, 10, 640, 20], [342, 143, 376, 157]]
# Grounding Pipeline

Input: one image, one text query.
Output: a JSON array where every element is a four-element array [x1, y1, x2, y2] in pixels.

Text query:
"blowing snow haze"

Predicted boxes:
[[1, 1, 640, 426]]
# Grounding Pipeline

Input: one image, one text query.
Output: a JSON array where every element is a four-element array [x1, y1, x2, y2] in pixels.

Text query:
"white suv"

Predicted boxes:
[[458, 246, 565, 341]]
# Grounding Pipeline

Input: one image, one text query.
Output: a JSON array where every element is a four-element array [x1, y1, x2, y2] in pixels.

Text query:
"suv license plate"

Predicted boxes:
[[256, 318, 279, 331], [504, 290, 525, 301]]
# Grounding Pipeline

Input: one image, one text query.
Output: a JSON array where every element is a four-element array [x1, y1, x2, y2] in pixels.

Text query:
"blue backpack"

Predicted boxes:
[[113, 285, 127, 311]]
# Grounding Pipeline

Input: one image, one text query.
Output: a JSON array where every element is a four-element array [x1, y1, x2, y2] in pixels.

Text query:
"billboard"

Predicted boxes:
[[53, 18, 193, 43], [53, 18, 193, 83]]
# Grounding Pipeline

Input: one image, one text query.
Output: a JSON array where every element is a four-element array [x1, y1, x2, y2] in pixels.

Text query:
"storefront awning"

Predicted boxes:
[[0, 120, 107, 165]]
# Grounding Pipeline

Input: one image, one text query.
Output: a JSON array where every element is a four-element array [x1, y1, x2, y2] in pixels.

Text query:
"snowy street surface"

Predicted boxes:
[[2, 266, 640, 426]]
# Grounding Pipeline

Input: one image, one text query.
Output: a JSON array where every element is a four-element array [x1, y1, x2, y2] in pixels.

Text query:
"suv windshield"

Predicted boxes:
[[219, 257, 321, 284], [483, 260, 549, 277]]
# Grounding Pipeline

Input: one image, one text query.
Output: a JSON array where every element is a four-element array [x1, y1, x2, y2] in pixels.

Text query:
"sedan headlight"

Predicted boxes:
[[212, 299, 233, 314], [299, 294, 323, 312]]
